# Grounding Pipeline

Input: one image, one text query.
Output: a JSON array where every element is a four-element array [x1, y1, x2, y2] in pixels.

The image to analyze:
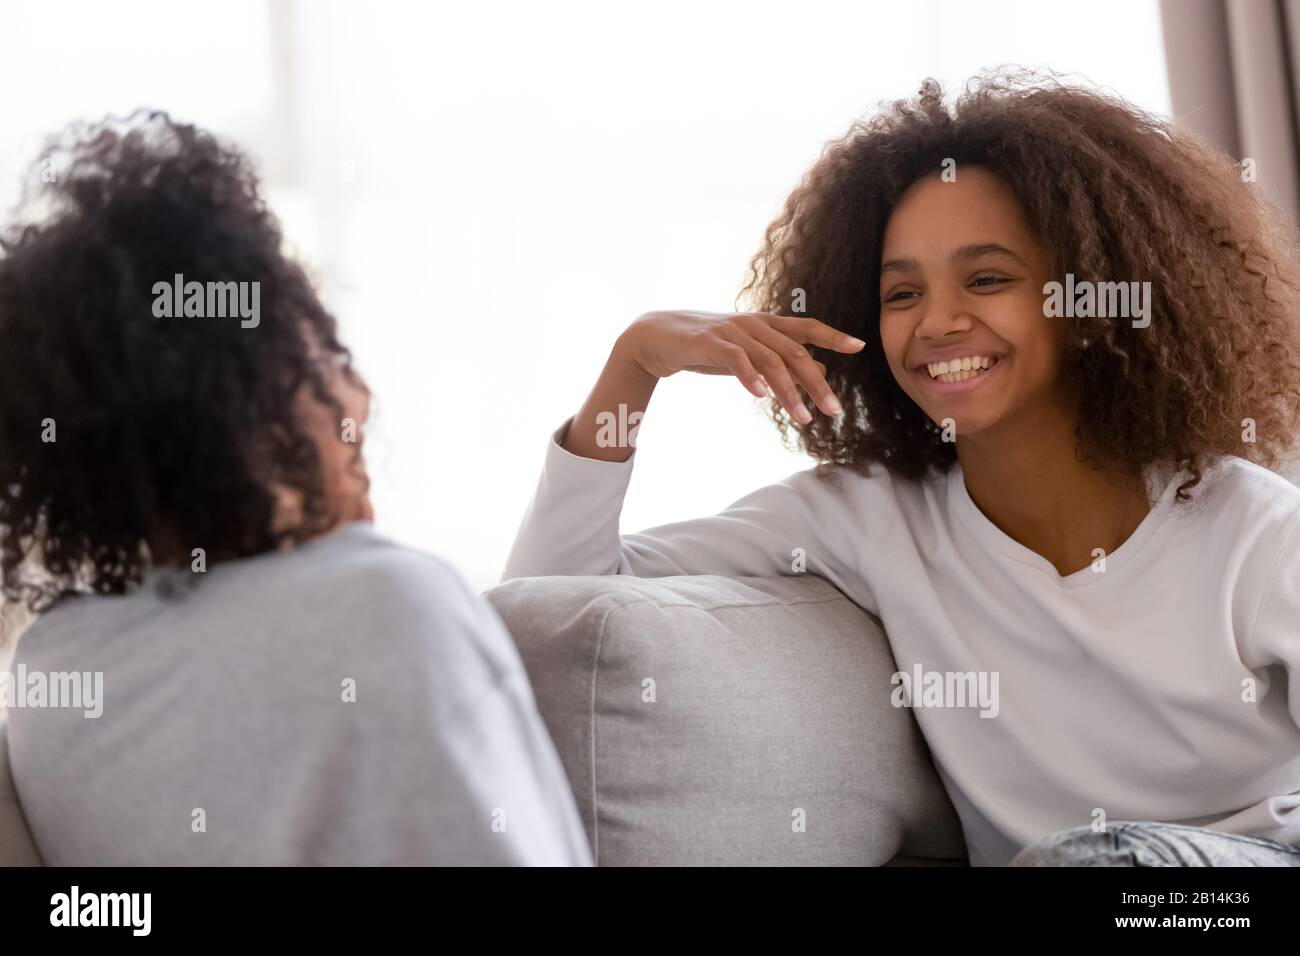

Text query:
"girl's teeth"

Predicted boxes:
[[927, 355, 998, 383]]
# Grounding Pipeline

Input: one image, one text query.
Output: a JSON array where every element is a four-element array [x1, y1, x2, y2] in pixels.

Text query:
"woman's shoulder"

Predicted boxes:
[[285, 523, 509, 655], [1174, 456, 1300, 559], [22, 523, 510, 697], [208, 523, 524, 719], [291, 526, 519, 703], [1194, 456, 1300, 520], [1201, 459, 1300, 662], [291, 521, 478, 606]]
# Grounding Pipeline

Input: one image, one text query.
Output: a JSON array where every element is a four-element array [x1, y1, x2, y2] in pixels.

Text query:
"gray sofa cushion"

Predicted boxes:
[[486, 574, 966, 866], [0, 718, 41, 866]]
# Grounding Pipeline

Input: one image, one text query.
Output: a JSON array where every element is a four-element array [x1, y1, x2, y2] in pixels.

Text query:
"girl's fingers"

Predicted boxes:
[[768, 315, 866, 353], [714, 342, 767, 398], [725, 331, 812, 424], [742, 318, 843, 417]]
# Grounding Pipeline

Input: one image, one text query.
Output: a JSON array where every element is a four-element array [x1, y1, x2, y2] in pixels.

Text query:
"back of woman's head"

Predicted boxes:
[[0, 111, 360, 609]]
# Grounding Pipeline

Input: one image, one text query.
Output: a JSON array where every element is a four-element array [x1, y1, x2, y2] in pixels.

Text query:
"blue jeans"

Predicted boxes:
[[1009, 821, 1300, 867]]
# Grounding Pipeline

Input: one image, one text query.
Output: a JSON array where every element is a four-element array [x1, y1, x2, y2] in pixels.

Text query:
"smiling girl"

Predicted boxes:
[[504, 73, 1300, 867]]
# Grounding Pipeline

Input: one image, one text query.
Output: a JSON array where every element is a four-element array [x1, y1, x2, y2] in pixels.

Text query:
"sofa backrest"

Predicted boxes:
[[0, 717, 42, 865], [487, 573, 967, 866]]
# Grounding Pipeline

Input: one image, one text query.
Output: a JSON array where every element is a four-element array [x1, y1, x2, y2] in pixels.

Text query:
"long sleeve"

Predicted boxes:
[[1225, 509, 1300, 846], [502, 417, 887, 610], [1245, 511, 1300, 730]]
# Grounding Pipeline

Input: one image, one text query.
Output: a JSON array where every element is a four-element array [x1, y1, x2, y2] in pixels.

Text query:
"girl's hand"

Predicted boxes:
[[616, 310, 865, 424]]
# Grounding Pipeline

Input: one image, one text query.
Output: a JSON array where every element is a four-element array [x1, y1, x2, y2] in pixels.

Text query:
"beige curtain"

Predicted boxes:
[[1161, 0, 1300, 224]]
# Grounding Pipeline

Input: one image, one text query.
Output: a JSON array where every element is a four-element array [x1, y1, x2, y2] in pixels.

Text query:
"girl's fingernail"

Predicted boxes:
[[797, 405, 813, 424], [826, 396, 842, 414]]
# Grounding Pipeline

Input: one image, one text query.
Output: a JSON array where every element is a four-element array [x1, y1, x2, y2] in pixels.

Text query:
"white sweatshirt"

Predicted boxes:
[[504, 419, 1300, 866]]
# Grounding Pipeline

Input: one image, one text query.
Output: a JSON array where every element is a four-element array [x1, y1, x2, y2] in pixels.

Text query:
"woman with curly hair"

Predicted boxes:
[[0, 113, 591, 865], [505, 72, 1300, 866]]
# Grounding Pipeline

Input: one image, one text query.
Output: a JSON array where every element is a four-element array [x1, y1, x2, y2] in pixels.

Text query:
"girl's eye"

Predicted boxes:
[[970, 275, 1009, 288], [884, 289, 919, 303]]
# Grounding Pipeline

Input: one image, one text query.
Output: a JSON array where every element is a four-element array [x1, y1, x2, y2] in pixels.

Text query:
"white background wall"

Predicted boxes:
[[0, 0, 1172, 590]]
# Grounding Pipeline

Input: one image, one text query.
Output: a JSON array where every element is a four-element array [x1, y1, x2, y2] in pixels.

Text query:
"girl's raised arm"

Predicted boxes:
[[563, 309, 863, 461], [503, 311, 875, 598]]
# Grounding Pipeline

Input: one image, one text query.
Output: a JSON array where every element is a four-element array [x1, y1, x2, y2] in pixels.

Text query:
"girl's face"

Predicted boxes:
[[272, 348, 374, 535], [315, 356, 373, 523], [878, 167, 1070, 439]]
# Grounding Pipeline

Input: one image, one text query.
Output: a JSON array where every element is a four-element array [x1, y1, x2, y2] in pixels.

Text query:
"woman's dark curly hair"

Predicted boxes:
[[0, 110, 360, 610], [740, 70, 1300, 498]]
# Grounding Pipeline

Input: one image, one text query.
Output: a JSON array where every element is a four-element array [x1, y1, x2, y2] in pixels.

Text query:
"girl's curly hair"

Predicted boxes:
[[0, 111, 360, 610], [740, 70, 1300, 498]]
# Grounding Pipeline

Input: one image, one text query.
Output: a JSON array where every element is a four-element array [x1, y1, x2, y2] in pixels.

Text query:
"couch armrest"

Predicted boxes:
[[486, 573, 966, 866]]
